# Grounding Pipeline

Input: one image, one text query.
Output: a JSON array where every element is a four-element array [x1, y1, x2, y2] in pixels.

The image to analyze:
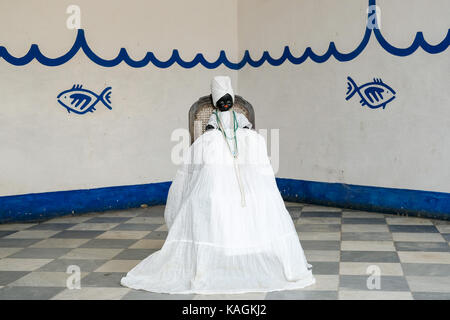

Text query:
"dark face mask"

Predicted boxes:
[[215, 93, 233, 112]]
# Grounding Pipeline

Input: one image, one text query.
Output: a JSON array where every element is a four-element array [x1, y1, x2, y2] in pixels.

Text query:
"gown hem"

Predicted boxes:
[[120, 274, 316, 295]]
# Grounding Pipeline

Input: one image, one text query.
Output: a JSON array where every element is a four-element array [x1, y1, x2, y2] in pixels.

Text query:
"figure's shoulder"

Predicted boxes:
[[233, 110, 247, 118], [233, 110, 252, 129], [233, 110, 251, 122], [208, 111, 218, 119]]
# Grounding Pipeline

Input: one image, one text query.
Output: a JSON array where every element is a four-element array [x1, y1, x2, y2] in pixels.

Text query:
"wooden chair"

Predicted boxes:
[[188, 94, 255, 144]]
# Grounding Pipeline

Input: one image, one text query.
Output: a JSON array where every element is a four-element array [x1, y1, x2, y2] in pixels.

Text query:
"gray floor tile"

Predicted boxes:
[[121, 289, 195, 300], [8, 248, 71, 259], [85, 217, 132, 224], [27, 223, 76, 231], [286, 207, 303, 219], [342, 211, 386, 218], [398, 251, 450, 264], [298, 232, 340, 241], [51, 287, 130, 300], [7, 271, 81, 287], [436, 225, 450, 233], [339, 275, 410, 291], [388, 225, 439, 233], [412, 292, 450, 300], [0, 238, 42, 247], [0, 223, 36, 231], [432, 220, 450, 225], [99, 209, 141, 218], [386, 217, 434, 226], [60, 248, 123, 260], [286, 205, 304, 210], [304, 250, 340, 262], [289, 212, 302, 220], [302, 205, 341, 212], [308, 262, 339, 275], [285, 202, 304, 207], [297, 217, 341, 225], [137, 208, 166, 218], [342, 218, 386, 225], [341, 240, 395, 252], [395, 241, 450, 252], [300, 241, 341, 251], [144, 231, 169, 240], [341, 232, 393, 241], [0, 248, 22, 259], [392, 233, 446, 242], [339, 262, 403, 276], [4, 230, 61, 239], [0, 231, 16, 238], [112, 224, 161, 231], [112, 249, 157, 260], [37, 259, 108, 272], [125, 217, 165, 224], [29, 238, 90, 248], [80, 239, 138, 249], [81, 272, 126, 287], [401, 263, 450, 276], [296, 224, 341, 232], [342, 224, 389, 233], [97, 230, 150, 240], [441, 234, 450, 242], [67, 223, 118, 231], [51, 230, 105, 239], [266, 290, 338, 300], [339, 290, 413, 300], [0, 271, 30, 286], [300, 212, 342, 218], [341, 251, 400, 263], [45, 214, 97, 224], [406, 276, 450, 293], [192, 292, 267, 300], [0, 286, 64, 300]]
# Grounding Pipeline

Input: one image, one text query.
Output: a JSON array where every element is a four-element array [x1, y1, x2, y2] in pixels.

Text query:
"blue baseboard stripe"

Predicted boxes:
[[0, 182, 171, 224], [1, 178, 449, 223], [276, 178, 450, 220]]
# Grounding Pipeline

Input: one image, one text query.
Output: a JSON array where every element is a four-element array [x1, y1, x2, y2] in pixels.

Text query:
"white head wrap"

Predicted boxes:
[[211, 76, 234, 107]]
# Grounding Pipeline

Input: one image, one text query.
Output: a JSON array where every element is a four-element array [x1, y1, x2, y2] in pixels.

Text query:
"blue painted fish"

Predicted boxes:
[[346, 76, 395, 109], [57, 85, 112, 114]]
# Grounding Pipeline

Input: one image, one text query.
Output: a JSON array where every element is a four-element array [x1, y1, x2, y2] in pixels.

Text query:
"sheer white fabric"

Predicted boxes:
[[120, 121, 315, 294]]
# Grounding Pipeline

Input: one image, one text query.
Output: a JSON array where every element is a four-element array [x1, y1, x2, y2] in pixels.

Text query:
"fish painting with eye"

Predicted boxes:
[[346, 76, 396, 110], [57, 84, 112, 114]]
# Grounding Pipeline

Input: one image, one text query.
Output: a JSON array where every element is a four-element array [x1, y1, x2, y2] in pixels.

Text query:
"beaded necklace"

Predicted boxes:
[[213, 109, 246, 207], [214, 110, 239, 158]]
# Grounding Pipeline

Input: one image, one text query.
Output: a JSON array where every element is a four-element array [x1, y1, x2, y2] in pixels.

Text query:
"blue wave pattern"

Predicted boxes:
[[0, 0, 448, 69]]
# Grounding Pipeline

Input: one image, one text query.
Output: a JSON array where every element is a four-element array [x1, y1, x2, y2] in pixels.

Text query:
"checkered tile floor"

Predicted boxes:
[[0, 202, 449, 300]]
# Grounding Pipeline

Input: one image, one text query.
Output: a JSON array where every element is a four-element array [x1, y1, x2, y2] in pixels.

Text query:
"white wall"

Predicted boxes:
[[0, 0, 239, 196], [237, 0, 450, 193]]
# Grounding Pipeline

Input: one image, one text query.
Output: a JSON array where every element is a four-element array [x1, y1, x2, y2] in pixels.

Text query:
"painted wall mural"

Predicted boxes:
[[0, 0, 448, 69], [346, 77, 396, 109], [57, 85, 112, 114]]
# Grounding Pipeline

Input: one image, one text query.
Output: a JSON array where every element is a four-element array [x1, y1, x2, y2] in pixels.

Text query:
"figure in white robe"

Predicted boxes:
[[120, 76, 315, 294]]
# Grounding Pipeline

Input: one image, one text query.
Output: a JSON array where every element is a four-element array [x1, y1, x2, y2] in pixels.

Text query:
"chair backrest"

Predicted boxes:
[[189, 94, 255, 144]]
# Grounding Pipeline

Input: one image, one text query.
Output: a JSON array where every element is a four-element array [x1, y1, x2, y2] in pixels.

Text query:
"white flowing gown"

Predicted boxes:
[[120, 111, 315, 294]]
